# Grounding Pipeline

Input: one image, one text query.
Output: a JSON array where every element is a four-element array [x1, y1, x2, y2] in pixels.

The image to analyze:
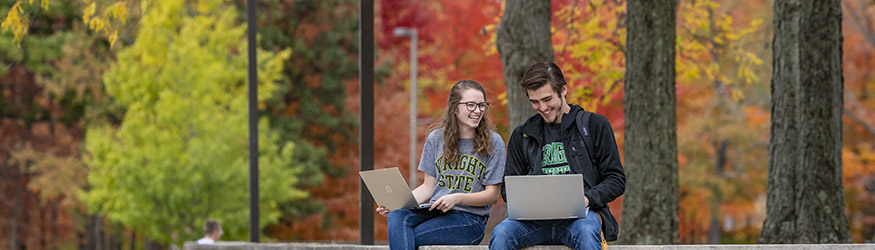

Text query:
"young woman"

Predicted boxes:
[[376, 80, 506, 250]]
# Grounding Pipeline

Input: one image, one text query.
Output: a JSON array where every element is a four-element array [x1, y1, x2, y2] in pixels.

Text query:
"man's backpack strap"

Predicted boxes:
[[575, 111, 596, 164]]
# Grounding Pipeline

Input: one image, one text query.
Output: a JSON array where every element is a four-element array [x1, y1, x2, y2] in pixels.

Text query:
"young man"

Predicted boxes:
[[196, 219, 223, 244], [489, 62, 626, 250]]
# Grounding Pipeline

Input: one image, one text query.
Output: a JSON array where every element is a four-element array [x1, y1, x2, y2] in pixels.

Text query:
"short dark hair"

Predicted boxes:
[[204, 219, 221, 235], [520, 62, 567, 95]]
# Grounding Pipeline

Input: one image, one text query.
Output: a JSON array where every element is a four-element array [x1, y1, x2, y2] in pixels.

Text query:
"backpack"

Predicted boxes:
[[575, 111, 596, 164], [578, 111, 610, 250]]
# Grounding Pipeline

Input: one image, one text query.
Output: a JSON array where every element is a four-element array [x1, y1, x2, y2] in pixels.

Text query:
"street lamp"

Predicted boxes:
[[393, 27, 418, 187]]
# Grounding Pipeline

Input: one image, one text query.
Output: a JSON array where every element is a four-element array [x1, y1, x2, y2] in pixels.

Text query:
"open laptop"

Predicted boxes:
[[505, 174, 588, 220], [360, 167, 433, 211]]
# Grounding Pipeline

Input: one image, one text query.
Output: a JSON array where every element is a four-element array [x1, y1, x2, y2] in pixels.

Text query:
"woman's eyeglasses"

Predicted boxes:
[[459, 101, 489, 112]]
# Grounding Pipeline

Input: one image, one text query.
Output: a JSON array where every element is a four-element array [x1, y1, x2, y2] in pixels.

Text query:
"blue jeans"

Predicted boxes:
[[387, 209, 488, 250], [489, 214, 602, 250]]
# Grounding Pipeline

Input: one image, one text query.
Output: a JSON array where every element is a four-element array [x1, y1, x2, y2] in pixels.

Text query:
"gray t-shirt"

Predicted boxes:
[[418, 128, 506, 216]]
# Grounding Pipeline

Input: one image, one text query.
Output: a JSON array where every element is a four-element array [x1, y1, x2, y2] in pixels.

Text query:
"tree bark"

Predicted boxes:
[[496, 0, 553, 129], [709, 140, 728, 244], [760, 0, 852, 243], [619, 0, 680, 245], [130, 231, 136, 250], [10, 166, 22, 250]]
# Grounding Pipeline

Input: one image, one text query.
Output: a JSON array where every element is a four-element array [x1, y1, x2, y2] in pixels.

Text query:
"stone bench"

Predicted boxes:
[[183, 242, 873, 250]]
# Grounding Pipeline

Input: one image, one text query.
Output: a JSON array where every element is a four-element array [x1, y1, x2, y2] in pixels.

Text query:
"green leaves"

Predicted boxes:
[[81, 0, 299, 245]]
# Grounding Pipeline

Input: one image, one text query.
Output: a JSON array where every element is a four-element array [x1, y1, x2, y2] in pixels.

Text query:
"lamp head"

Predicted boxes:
[[393, 27, 415, 37]]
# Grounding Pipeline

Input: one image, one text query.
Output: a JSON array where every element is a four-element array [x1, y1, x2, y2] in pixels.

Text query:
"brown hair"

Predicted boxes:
[[520, 62, 567, 95], [429, 80, 496, 165], [204, 219, 221, 235]]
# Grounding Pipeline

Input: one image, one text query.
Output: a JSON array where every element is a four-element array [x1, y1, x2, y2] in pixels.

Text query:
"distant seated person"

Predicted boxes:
[[197, 219, 222, 244]]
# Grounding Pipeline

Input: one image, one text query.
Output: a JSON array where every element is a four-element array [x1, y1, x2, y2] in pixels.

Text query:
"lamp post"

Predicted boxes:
[[393, 27, 418, 187], [359, 0, 375, 244], [246, 0, 259, 242]]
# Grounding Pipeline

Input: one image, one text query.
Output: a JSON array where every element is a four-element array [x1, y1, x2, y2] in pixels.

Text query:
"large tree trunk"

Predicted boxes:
[[619, 0, 680, 245], [760, 0, 852, 243], [496, 0, 553, 129]]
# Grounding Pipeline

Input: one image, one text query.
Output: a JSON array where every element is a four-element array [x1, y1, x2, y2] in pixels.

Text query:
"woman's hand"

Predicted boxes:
[[430, 193, 462, 213], [376, 206, 390, 217]]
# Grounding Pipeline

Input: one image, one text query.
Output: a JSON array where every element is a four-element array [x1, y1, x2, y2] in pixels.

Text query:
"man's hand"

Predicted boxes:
[[430, 193, 462, 213], [376, 206, 390, 217], [585, 196, 590, 207]]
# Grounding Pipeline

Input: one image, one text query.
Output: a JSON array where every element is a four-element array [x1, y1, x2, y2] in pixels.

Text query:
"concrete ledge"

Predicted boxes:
[[184, 242, 873, 250], [423, 245, 873, 250], [184, 242, 389, 250]]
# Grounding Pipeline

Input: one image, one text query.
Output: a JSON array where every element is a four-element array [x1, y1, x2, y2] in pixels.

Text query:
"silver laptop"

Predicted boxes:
[[505, 174, 588, 220], [360, 167, 432, 211]]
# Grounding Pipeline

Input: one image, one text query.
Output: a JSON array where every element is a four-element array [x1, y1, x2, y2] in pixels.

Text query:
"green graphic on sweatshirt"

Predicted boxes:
[[541, 142, 570, 175]]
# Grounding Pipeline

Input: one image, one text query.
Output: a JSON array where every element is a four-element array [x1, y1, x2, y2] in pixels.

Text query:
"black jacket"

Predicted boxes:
[[501, 104, 626, 241]]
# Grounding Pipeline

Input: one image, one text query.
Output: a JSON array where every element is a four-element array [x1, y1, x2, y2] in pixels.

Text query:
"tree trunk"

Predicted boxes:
[[91, 215, 103, 250], [10, 166, 22, 250], [496, 0, 553, 129], [709, 140, 728, 244], [619, 0, 680, 245], [760, 0, 852, 243], [130, 231, 136, 250], [144, 237, 163, 250]]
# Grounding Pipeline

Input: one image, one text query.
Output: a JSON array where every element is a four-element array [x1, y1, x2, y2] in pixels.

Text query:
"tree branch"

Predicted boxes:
[[845, 107, 875, 139], [843, 0, 875, 47]]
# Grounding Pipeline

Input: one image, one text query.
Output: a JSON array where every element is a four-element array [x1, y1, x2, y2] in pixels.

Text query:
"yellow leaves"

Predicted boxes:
[[705, 0, 719, 9], [2, 0, 48, 46], [676, 0, 766, 102], [4, 0, 128, 48], [87, 16, 105, 32], [108, 30, 119, 48], [482, 20, 499, 56], [105, 2, 128, 24], [196, 0, 222, 13], [1, 2, 27, 46], [555, 0, 625, 110], [717, 16, 733, 32], [83, 2, 96, 24], [749, 18, 763, 28], [81, 1, 132, 48], [678, 64, 701, 82], [702, 62, 719, 81], [696, 18, 709, 30], [718, 75, 731, 84], [730, 89, 744, 101], [713, 36, 724, 45], [738, 19, 764, 37], [734, 52, 762, 84]]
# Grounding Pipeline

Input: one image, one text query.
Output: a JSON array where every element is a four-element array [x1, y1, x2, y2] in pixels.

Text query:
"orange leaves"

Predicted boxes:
[[843, 1, 875, 241], [379, 0, 505, 129], [744, 106, 768, 127], [553, 0, 626, 113]]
